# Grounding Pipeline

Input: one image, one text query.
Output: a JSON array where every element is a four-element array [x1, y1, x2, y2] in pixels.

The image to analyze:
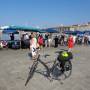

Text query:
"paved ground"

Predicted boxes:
[[0, 46, 90, 90]]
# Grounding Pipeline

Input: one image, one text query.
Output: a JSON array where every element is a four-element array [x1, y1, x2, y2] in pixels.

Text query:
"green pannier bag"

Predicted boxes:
[[58, 51, 73, 61]]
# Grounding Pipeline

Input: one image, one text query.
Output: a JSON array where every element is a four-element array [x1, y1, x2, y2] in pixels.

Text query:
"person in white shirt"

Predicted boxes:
[[0, 41, 3, 48], [73, 35, 76, 45], [24, 33, 29, 40], [88, 35, 90, 45], [30, 33, 38, 59]]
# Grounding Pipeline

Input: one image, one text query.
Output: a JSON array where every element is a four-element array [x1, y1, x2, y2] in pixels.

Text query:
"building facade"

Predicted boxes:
[[51, 22, 90, 33]]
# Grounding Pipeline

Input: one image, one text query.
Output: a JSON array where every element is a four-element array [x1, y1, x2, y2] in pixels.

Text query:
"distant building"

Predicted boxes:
[[49, 22, 90, 33]]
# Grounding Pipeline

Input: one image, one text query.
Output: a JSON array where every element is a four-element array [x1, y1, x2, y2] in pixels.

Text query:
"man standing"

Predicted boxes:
[[10, 33, 14, 41], [54, 36, 58, 47]]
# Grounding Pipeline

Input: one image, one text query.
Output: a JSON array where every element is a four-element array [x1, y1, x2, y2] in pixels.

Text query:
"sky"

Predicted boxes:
[[0, 0, 90, 28]]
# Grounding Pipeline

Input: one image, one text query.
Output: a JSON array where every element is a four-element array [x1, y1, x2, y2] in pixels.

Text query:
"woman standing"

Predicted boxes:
[[30, 33, 37, 59], [67, 35, 74, 52]]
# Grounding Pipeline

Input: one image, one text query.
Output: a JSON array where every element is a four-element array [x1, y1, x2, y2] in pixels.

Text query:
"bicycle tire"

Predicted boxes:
[[51, 60, 62, 80], [25, 61, 38, 86], [63, 60, 72, 78]]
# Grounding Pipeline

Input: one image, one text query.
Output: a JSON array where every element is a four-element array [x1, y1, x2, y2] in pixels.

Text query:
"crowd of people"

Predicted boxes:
[[54, 33, 90, 46], [0, 32, 90, 51], [20, 32, 52, 49]]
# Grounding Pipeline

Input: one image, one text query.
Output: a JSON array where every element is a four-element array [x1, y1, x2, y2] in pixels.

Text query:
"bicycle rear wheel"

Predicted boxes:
[[25, 61, 38, 86], [63, 60, 72, 78], [51, 60, 62, 80]]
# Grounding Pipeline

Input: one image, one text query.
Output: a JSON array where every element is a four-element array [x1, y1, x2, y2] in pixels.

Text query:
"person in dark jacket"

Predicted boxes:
[[54, 36, 58, 47], [10, 33, 14, 41]]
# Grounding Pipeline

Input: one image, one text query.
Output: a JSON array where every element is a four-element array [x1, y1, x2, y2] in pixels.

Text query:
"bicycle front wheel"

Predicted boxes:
[[25, 61, 38, 86]]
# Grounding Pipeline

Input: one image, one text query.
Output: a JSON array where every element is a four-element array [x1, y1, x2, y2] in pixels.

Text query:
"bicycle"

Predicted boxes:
[[25, 50, 73, 86]]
